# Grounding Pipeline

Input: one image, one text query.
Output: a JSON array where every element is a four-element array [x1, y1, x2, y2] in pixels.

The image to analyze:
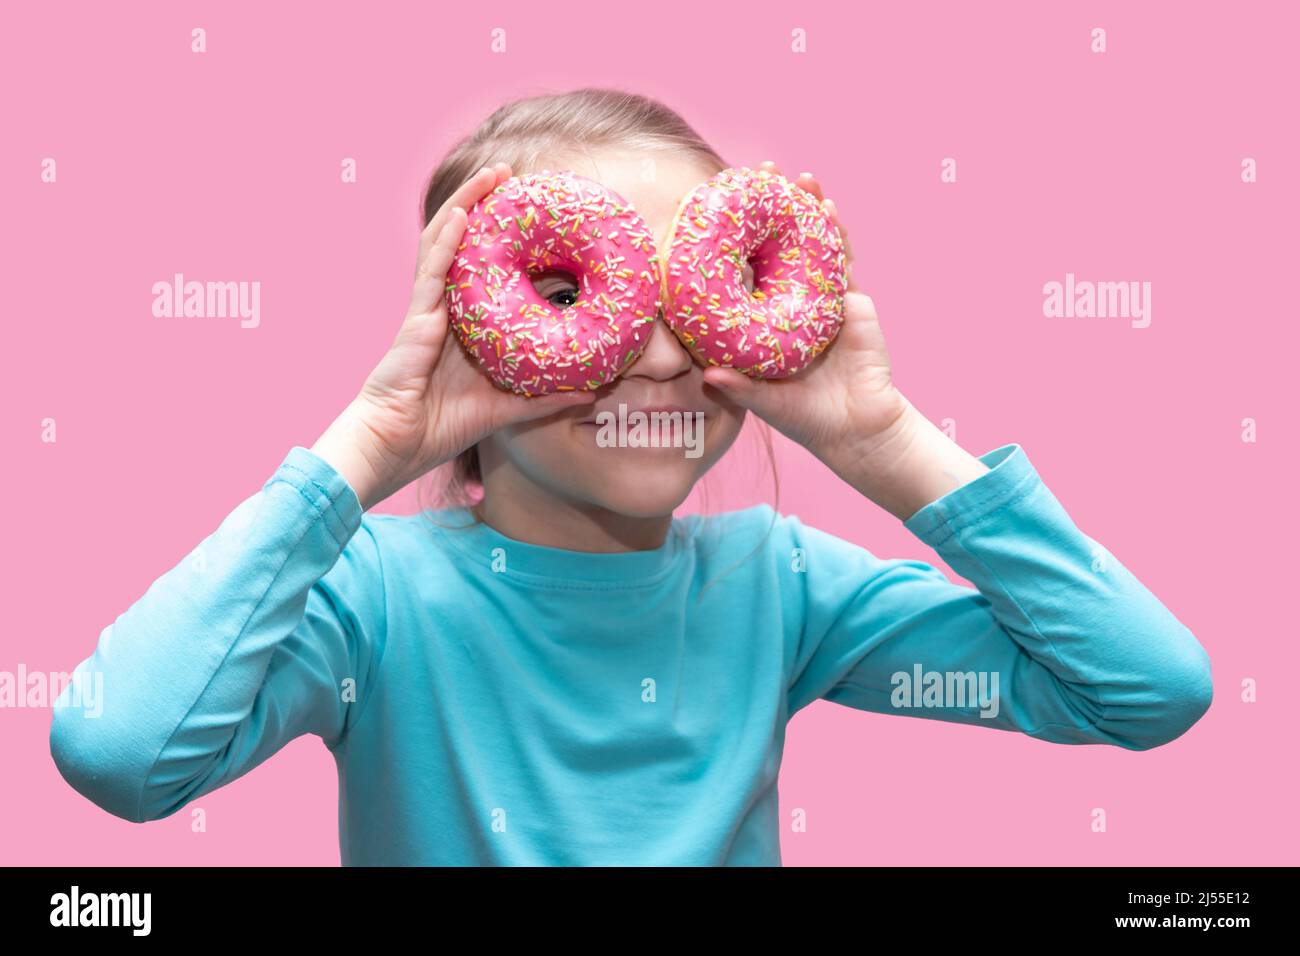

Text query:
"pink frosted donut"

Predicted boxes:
[[446, 170, 663, 396], [662, 167, 848, 378]]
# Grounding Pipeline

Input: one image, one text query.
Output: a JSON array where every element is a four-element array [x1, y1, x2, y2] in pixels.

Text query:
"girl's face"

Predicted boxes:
[[475, 149, 747, 520]]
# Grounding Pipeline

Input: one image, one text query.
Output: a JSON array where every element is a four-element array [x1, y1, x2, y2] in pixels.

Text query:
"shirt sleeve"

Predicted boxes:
[[784, 443, 1213, 751], [49, 446, 387, 823]]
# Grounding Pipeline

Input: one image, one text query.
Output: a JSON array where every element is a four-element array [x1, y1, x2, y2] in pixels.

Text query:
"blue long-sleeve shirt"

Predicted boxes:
[[48, 442, 1213, 865]]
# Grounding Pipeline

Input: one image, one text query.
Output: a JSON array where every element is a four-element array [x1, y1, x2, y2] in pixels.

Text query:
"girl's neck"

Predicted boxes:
[[474, 470, 673, 554]]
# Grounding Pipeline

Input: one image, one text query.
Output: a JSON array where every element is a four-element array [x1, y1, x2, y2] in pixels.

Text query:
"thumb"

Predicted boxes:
[[496, 388, 597, 425], [702, 366, 780, 416]]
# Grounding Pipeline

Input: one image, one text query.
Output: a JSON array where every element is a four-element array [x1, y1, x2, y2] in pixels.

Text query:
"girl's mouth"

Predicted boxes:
[[578, 405, 705, 426]]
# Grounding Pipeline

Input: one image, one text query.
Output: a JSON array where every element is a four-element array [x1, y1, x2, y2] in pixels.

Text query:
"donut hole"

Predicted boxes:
[[529, 268, 581, 309], [742, 260, 756, 294]]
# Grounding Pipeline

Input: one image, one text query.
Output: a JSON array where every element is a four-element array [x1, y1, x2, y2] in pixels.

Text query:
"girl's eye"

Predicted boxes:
[[531, 270, 580, 309]]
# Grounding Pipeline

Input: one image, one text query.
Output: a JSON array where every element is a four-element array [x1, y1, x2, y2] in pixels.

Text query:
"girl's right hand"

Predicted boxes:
[[310, 162, 596, 511]]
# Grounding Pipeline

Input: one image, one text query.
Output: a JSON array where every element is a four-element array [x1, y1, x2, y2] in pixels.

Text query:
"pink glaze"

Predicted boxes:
[[662, 167, 848, 378], [446, 170, 663, 396]]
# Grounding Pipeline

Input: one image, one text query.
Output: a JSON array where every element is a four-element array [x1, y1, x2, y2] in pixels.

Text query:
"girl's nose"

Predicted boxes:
[[624, 311, 694, 381]]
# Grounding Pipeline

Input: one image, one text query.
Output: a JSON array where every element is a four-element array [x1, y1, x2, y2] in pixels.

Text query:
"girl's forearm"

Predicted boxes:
[[816, 394, 990, 522]]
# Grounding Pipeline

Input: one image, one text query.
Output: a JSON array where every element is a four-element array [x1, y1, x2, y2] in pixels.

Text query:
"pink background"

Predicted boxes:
[[3, 1, 1295, 865]]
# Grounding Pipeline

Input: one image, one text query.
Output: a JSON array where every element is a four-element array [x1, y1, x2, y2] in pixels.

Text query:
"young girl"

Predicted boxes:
[[50, 88, 1213, 866]]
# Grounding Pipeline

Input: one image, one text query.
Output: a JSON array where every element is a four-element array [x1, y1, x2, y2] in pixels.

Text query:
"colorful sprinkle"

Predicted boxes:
[[446, 170, 662, 397], [661, 166, 848, 379]]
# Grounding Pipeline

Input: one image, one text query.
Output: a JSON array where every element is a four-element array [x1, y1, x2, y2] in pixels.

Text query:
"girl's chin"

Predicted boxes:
[[569, 448, 710, 481], [588, 493, 690, 520], [578, 470, 698, 512]]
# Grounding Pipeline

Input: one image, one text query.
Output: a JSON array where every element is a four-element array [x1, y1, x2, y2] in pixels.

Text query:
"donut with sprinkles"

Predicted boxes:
[[661, 167, 848, 378], [447, 170, 663, 396]]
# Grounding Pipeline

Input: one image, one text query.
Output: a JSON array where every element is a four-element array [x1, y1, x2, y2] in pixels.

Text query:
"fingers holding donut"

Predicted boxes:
[[794, 171, 825, 202], [406, 206, 468, 323], [793, 174, 856, 292], [407, 163, 513, 320], [414, 162, 512, 280], [822, 197, 858, 292], [758, 160, 821, 197], [759, 159, 822, 201]]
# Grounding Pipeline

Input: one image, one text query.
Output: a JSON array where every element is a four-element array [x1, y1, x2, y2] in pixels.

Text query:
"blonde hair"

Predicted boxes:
[[415, 87, 779, 536]]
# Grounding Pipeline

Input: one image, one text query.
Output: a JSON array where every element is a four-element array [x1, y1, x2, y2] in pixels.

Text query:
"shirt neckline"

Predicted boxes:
[[423, 506, 693, 589]]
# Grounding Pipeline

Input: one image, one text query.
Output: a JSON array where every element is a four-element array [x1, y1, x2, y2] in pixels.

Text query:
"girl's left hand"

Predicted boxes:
[[701, 162, 911, 468]]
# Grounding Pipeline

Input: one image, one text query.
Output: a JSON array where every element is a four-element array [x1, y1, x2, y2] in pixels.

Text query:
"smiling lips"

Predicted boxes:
[[578, 405, 705, 425]]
